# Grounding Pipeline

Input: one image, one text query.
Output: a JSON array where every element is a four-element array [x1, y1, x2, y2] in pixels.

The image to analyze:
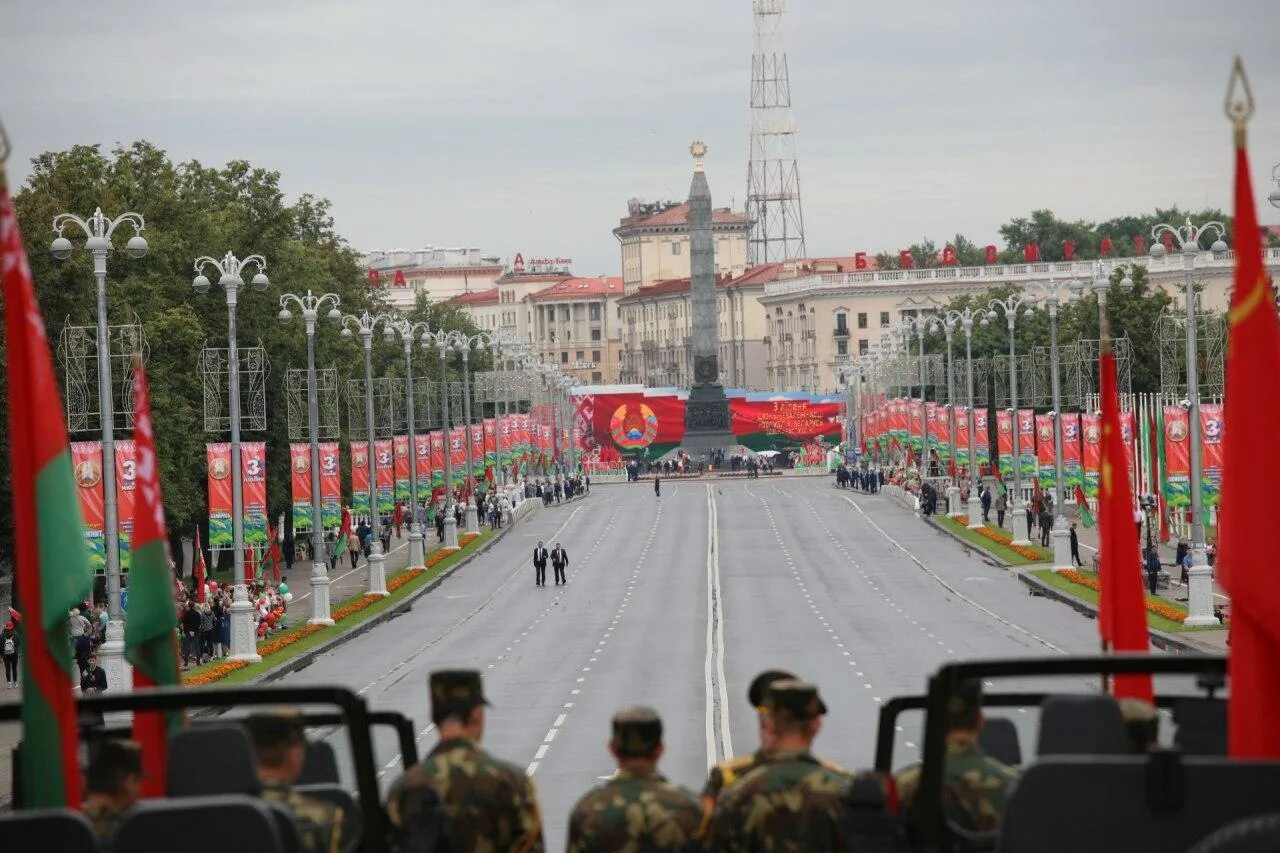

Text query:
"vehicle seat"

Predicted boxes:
[[168, 724, 261, 797], [1037, 694, 1127, 756], [0, 807, 99, 851], [114, 794, 283, 853], [1187, 811, 1280, 852], [297, 783, 363, 853], [299, 739, 340, 785], [979, 716, 1022, 766], [1000, 754, 1280, 853], [1174, 699, 1227, 756]]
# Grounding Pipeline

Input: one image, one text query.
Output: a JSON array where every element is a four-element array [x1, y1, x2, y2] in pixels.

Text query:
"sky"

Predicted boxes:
[[4, 0, 1280, 276]]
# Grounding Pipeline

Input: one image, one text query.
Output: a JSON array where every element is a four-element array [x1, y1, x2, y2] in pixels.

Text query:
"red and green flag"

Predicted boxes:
[[124, 358, 184, 796], [1217, 88, 1280, 758], [2, 175, 94, 807], [1075, 485, 1095, 529], [333, 506, 352, 559], [193, 526, 207, 603]]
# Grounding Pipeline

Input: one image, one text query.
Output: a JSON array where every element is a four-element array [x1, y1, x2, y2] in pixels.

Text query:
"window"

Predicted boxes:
[[859, 339, 869, 354], [837, 339, 848, 356], [879, 311, 890, 327], [592, 350, 601, 361], [591, 329, 601, 342], [592, 371, 602, 383], [672, 242, 682, 255], [560, 351, 568, 364], [576, 351, 584, 360], [836, 312, 848, 332], [589, 304, 602, 321], [857, 312, 868, 329]]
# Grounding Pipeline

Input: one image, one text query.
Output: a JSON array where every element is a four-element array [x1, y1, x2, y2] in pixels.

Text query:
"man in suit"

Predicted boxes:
[[551, 542, 568, 586], [533, 540, 549, 587]]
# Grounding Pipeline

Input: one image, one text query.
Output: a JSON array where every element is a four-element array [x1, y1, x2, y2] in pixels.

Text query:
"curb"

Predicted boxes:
[[1016, 571, 1220, 655]]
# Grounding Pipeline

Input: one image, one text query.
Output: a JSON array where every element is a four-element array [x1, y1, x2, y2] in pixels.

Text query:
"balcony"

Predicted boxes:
[[833, 325, 850, 339], [802, 329, 816, 340], [781, 332, 794, 343]]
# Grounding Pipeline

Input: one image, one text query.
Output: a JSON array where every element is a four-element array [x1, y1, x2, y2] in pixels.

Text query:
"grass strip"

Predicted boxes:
[[935, 516, 1050, 565], [1028, 568, 1221, 634]]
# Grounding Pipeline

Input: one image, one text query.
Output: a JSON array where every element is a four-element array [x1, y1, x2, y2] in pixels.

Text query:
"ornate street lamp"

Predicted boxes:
[[193, 251, 268, 659], [51, 207, 148, 691], [421, 330, 460, 549], [984, 294, 1034, 545], [278, 290, 343, 624], [388, 320, 432, 569], [452, 331, 493, 534], [942, 308, 985, 528]]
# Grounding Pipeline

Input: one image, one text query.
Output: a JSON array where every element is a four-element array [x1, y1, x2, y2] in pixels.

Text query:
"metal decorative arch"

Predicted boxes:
[[286, 367, 340, 441], [198, 341, 269, 433], [1157, 311, 1225, 399], [58, 318, 147, 434]]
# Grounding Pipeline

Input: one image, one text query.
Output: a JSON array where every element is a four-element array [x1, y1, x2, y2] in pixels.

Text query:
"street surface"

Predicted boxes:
[[279, 477, 1116, 849]]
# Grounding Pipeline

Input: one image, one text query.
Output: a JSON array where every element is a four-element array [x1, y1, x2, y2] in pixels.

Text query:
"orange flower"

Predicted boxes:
[[388, 568, 425, 593], [1054, 569, 1187, 624], [257, 623, 324, 657], [184, 659, 249, 686]]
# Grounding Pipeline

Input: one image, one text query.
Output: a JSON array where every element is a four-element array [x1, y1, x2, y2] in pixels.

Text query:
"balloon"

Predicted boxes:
[[283, 592, 293, 602]]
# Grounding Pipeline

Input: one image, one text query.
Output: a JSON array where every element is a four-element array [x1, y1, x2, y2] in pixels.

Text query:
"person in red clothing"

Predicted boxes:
[[393, 502, 404, 538]]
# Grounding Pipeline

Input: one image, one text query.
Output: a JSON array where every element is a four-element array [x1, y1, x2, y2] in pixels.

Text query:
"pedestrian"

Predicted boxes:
[[394, 502, 404, 539], [995, 491, 1007, 528], [181, 601, 201, 668], [532, 540, 549, 587], [80, 652, 108, 694], [706, 680, 853, 850], [1039, 505, 1052, 548], [386, 670, 544, 852], [326, 529, 338, 572], [567, 706, 701, 852], [1, 620, 18, 687], [199, 602, 215, 663], [1069, 522, 1084, 567], [654, 476, 661, 498], [1181, 549, 1193, 585], [551, 542, 569, 586], [980, 486, 991, 523], [435, 508, 445, 543], [1145, 546, 1162, 596], [347, 526, 360, 570], [1176, 540, 1189, 584], [1025, 502, 1035, 541]]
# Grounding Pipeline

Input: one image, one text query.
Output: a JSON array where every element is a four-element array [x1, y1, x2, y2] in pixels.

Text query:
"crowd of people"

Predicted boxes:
[[833, 463, 883, 493], [176, 576, 293, 667]]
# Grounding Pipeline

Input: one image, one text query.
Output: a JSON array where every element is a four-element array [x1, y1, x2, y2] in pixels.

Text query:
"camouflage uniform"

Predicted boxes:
[[567, 706, 702, 852], [262, 781, 344, 853], [706, 681, 853, 852], [82, 739, 143, 852], [894, 737, 1018, 834], [388, 670, 544, 852], [82, 800, 125, 851]]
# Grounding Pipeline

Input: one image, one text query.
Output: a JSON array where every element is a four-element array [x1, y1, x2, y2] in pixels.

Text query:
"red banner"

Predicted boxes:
[[393, 435, 411, 503], [932, 403, 951, 457], [375, 438, 394, 515], [351, 441, 371, 517], [448, 429, 466, 481], [291, 443, 313, 530], [114, 440, 136, 570], [1200, 402, 1224, 506], [72, 441, 106, 573], [973, 408, 990, 463], [1120, 410, 1137, 490], [469, 423, 485, 471], [908, 399, 923, 442], [429, 431, 445, 489], [1035, 415, 1055, 468], [207, 443, 233, 548], [1082, 413, 1102, 497], [414, 434, 432, 485], [954, 405, 970, 466], [241, 442, 268, 547], [1164, 403, 1191, 479], [1061, 413, 1082, 465], [319, 442, 341, 529], [484, 418, 497, 479], [996, 410, 1014, 476], [730, 399, 842, 440]]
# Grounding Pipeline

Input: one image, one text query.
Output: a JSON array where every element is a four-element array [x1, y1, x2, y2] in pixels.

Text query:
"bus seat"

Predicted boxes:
[[296, 783, 363, 853], [1174, 699, 1227, 756], [299, 739, 340, 785], [168, 725, 260, 797], [0, 807, 98, 851], [1037, 695, 1127, 756], [979, 717, 1022, 766], [1000, 755, 1280, 853], [1186, 811, 1280, 853], [115, 795, 283, 853]]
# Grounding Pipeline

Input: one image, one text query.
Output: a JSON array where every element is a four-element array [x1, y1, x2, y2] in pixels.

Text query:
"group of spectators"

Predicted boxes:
[[177, 576, 292, 667]]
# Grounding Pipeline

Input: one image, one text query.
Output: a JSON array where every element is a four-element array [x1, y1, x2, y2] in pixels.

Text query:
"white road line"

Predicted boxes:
[[704, 485, 732, 768]]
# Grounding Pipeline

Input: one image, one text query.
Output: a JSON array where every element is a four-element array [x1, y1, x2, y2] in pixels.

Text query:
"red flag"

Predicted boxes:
[[3, 174, 94, 807], [1097, 342, 1154, 702], [8, 607, 21, 623], [261, 523, 282, 582], [1218, 102, 1280, 758], [193, 527, 207, 603]]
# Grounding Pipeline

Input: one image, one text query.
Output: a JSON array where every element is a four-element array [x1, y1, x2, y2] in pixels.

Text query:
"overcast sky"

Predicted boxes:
[[4, 1, 1280, 275]]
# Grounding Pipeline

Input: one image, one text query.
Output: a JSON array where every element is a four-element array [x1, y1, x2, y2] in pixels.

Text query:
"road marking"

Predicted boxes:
[[704, 484, 733, 767]]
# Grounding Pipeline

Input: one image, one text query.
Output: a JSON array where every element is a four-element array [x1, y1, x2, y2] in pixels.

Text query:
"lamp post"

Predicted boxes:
[[422, 330, 460, 549], [1024, 279, 1073, 568], [985, 295, 1033, 545], [389, 320, 432, 569], [928, 315, 961, 516], [489, 336, 510, 486], [1150, 217, 1229, 627], [942, 309, 985, 528], [896, 317, 931, 481], [452, 331, 492, 534], [193, 251, 269, 660], [278, 290, 343, 624], [51, 207, 149, 691]]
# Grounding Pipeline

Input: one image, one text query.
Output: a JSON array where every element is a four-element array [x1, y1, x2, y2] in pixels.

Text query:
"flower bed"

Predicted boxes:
[[257, 623, 324, 656], [954, 516, 1046, 561], [1055, 569, 1187, 624], [387, 568, 425, 593], [332, 594, 380, 622], [459, 532, 479, 547], [185, 659, 249, 686]]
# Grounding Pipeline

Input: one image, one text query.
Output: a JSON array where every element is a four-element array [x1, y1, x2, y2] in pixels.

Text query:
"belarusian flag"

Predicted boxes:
[[124, 358, 184, 796], [1075, 485, 1095, 528], [2, 173, 94, 807], [193, 526, 207, 603], [333, 506, 351, 559]]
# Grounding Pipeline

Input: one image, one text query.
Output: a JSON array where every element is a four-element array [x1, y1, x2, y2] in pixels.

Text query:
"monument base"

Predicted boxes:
[[683, 383, 734, 453]]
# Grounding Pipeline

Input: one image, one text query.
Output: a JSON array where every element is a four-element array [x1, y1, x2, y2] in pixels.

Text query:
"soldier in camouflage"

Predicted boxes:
[[567, 706, 702, 852], [82, 738, 143, 851], [707, 679, 854, 851], [387, 669, 544, 852], [700, 668, 796, 821], [895, 677, 1020, 842], [244, 711, 344, 853]]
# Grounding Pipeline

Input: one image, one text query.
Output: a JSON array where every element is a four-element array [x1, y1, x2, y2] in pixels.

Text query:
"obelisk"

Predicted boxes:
[[682, 141, 734, 450]]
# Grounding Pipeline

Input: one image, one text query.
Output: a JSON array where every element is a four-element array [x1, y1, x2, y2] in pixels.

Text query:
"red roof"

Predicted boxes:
[[496, 271, 573, 285], [528, 276, 623, 302], [616, 202, 750, 230], [448, 286, 499, 306]]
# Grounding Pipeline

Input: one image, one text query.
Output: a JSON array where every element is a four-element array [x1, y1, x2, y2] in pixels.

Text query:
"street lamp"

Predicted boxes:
[[894, 316, 931, 481], [452, 331, 492, 534], [984, 294, 1033, 545], [388, 320, 432, 569], [193, 251, 268, 660], [278, 290, 343, 624], [926, 315, 961, 516], [489, 335, 513, 486], [422, 330, 460, 549], [1024, 279, 1073, 569], [1150, 217, 1229, 627], [340, 311, 397, 596], [943, 308, 985, 529], [51, 207, 148, 691]]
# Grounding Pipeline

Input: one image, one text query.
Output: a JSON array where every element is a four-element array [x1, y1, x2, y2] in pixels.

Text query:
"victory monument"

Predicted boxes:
[[681, 141, 736, 452]]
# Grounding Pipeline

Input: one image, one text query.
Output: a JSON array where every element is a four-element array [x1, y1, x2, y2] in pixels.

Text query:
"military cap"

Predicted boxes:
[[611, 705, 663, 754], [763, 679, 828, 720], [243, 709, 307, 749], [947, 678, 984, 729], [430, 669, 490, 712], [748, 669, 797, 708]]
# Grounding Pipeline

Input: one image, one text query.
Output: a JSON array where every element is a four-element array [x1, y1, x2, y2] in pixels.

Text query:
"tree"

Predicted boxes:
[[0, 141, 485, 575]]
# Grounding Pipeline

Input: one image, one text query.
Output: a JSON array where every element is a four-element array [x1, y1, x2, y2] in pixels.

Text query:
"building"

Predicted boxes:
[[613, 200, 751, 295], [757, 249, 1280, 393], [527, 276, 625, 385], [361, 247, 505, 310], [448, 287, 500, 333]]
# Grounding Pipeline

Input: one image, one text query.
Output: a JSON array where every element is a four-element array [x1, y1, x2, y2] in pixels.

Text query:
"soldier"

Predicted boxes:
[[700, 668, 798, 820], [707, 679, 853, 851], [243, 710, 344, 853], [895, 678, 1020, 840], [567, 706, 702, 852], [387, 669, 544, 851], [82, 738, 143, 849]]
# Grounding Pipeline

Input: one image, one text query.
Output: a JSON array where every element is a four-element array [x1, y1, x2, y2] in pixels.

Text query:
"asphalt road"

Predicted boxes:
[[276, 477, 1120, 849]]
